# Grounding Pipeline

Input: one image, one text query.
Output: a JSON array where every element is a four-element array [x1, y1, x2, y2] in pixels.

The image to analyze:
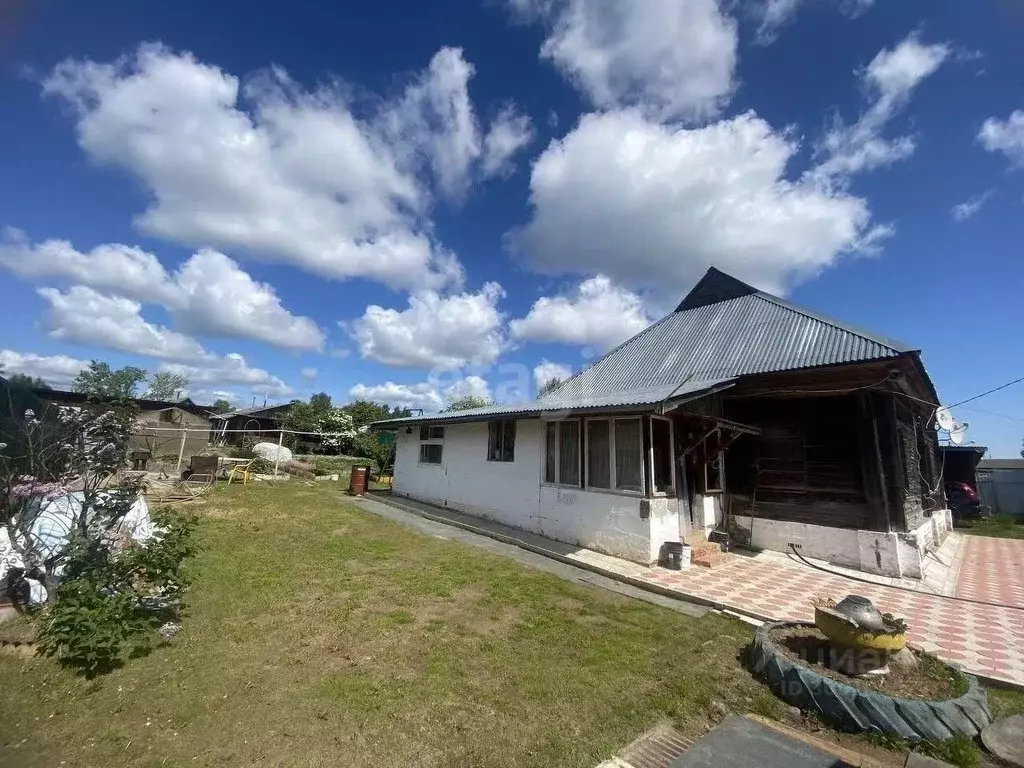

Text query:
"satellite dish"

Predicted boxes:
[[949, 421, 970, 445], [935, 407, 954, 431]]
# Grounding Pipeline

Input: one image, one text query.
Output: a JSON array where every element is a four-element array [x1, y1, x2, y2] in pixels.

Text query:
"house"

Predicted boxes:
[[30, 388, 217, 460], [977, 458, 1024, 518], [372, 268, 950, 579], [210, 404, 293, 446]]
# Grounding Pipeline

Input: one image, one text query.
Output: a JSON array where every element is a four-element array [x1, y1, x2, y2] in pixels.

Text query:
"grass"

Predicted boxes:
[[2, 483, 1022, 768], [0, 483, 787, 767], [955, 514, 1024, 540]]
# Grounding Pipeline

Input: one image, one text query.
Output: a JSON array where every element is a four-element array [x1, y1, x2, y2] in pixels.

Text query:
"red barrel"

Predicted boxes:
[[348, 465, 369, 495]]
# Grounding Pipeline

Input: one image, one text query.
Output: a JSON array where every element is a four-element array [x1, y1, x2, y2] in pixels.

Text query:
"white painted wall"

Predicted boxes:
[[693, 494, 723, 535], [731, 515, 862, 569], [730, 509, 955, 579], [392, 419, 680, 564]]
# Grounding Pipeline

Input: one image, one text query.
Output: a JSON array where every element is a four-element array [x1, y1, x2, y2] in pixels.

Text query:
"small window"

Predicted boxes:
[[614, 418, 643, 492], [419, 443, 443, 464], [704, 452, 724, 493], [419, 425, 444, 441], [545, 422, 557, 482], [487, 420, 516, 462], [587, 420, 611, 489], [159, 409, 176, 423], [559, 421, 580, 486], [545, 420, 580, 486], [651, 417, 674, 494]]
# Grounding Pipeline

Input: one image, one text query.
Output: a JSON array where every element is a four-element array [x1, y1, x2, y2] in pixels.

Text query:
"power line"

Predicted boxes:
[[958, 405, 1024, 424], [949, 374, 1024, 408]]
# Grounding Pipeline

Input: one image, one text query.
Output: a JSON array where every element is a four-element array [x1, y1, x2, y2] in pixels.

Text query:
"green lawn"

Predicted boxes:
[[1, 483, 1021, 767], [955, 515, 1024, 540]]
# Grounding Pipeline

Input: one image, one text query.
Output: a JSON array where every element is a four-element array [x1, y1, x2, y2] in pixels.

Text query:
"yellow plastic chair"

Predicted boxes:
[[227, 459, 256, 485]]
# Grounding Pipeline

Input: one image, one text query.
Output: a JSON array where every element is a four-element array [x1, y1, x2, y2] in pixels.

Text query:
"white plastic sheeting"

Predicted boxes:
[[253, 442, 292, 463], [0, 492, 154, 605]]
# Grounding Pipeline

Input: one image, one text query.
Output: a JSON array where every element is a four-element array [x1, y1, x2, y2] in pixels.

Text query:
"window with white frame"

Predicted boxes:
[[487, 420, 516, 462], [585, 417, 645, 493], [418, 424, 444, 464], [544, 420, 580, 486]]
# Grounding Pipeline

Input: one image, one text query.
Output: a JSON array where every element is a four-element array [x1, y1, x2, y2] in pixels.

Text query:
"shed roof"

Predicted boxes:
[[372, 267, 919, 428], [978, 459, 1024, 470]]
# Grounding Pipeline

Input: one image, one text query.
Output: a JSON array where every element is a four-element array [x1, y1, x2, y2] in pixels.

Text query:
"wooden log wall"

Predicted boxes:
[[725, 396, 872, 530]]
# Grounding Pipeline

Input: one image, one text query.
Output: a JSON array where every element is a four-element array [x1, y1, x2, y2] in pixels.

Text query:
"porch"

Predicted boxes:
[[556, 361, 950, 578]]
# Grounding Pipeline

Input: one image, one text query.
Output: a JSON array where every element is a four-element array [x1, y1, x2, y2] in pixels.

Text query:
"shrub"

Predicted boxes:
[[35, 507, 199, 675]]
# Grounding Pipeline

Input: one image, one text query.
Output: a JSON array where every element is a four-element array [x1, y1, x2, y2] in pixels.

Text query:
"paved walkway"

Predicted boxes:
[[628, 549, 1024, 686], [955, 535, 1024, 608], [365, 494, 1024, 687]]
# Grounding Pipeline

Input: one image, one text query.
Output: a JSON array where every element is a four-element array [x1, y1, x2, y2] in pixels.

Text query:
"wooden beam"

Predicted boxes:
[[866, 393, 892, 532]]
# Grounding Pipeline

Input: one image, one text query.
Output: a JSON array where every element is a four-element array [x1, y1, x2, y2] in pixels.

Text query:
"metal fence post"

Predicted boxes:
[[273, 430, 284, 477], [175, 423, 187, 475]]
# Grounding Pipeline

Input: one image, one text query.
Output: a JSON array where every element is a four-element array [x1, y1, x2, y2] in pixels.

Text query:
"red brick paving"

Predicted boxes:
[[955, 535, 1024, 608], [617, 536, 1024, 686]]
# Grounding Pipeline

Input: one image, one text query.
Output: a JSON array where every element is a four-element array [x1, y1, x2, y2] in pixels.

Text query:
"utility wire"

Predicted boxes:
[[958, 405, 1024, 424], [949, 374, 1024, 408]]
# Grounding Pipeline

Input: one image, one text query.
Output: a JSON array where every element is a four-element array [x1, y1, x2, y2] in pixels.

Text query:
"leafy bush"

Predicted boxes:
[[35, 507, 199, 676]]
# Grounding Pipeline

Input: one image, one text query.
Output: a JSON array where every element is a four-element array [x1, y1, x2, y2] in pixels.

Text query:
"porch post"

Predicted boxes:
[[858, 392, 890, 532]]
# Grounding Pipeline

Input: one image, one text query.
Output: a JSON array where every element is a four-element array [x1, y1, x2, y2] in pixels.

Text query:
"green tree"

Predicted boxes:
[[211, 399, 233, 413], [443, 396, 492, 412], [342, 400, 412, 427], [71, 361, 147, 400], [7, 372, 51, 390], [282, 401, 318, 433], [309, 391, 333, 412], [538, 377, 563, 397], [145, 371, 190, 401]]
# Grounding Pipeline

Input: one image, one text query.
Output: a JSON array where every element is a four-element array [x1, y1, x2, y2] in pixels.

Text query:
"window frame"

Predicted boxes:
[[487, 420, 516, 462], [542, 419, 581, 488], [419, 425, 445, 441], [417, 423, 445, 466], [583, 416, 645, 497], [418, 443, 443, 465], [648, 415, 676, 497]]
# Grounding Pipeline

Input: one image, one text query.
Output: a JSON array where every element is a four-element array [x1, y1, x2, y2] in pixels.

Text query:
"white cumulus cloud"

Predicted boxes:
[[348, 381, 445, 412], [511, 276, 651, 351], [300, 367, 319, 380], [979, 110, 1024, 167], [951, 191, 993, 222], [813, 33, 950, 181], [42, 43, 531, 292], [510, 109, 887, 303], [38, 286, 211, 362], [533, 360, 573, 391], [0, 349, 89, 388], [348, 373, 492, 413], [508, 0, 737, 122], [35, 285, 292, 395], [753, 0, 875, 46], [161, 354, 291, 397], [0, 231, 325, 352], [349, 283, 506, 369]]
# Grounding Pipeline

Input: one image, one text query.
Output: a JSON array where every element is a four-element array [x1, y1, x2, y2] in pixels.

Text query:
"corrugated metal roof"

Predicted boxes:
[[370, 379, 731, 427], [371, 268, 917, 428], [548, 289, 913, 404]]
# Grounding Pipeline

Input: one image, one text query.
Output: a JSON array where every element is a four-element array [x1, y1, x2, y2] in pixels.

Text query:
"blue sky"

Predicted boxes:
[[1, 0, 1023, 455]]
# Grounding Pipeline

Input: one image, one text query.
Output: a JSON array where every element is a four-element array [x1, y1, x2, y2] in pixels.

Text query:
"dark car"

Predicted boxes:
[[945, 481, 981, 520]]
